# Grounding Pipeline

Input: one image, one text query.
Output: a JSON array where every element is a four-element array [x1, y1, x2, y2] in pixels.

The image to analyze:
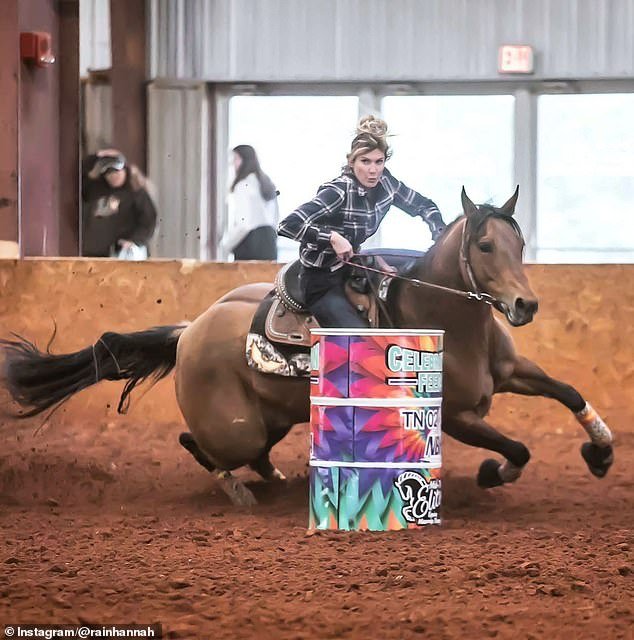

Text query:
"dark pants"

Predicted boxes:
[[233, 226, 278, 260], [300, 265, 368, 328]]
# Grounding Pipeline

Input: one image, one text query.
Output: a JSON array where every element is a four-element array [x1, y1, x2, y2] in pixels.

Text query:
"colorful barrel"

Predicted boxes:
[[309, 329, 444, 531]]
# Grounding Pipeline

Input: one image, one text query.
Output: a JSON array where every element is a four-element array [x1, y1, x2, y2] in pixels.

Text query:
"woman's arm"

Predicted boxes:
[[277, 183, 346, 246], [384, 171, 446, 240]]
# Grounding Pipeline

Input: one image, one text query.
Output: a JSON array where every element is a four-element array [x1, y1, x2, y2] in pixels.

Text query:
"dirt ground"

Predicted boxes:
[[0, 391, 632, 640]]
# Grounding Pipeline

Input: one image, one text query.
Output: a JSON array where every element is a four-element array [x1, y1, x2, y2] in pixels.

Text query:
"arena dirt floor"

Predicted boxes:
[[0, 391, 632, 639]]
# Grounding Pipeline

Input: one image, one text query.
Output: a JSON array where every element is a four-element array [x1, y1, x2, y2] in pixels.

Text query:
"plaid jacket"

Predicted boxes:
[[277, 168, 445, 269]]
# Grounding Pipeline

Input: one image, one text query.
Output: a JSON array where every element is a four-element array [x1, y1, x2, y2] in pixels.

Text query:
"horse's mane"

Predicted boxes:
[[470, 205, 525, 245]]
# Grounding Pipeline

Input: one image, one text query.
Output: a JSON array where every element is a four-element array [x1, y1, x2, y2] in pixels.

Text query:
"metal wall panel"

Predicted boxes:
[[82, 82, 112, 154], [147, 83, 209, 259], [149, 0, 634, 81]]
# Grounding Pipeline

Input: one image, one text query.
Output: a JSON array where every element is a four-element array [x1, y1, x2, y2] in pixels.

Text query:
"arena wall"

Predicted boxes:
[[0, 259, 631, 430]]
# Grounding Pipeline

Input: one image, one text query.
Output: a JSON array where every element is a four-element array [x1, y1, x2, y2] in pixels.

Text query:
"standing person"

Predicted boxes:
[[221, 145, 279, 260], [277, 115, 447, 328], [82, 149, 157, 259]]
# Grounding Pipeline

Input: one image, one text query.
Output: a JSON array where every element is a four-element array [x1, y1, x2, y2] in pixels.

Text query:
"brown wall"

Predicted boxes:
[[19, 0, 61, 256], [0, 0, 20, 250], [110, 0, 146, 171], [0, 0, 79, 257], [0, 261, 632, 428], [58, 0, 80, 256]]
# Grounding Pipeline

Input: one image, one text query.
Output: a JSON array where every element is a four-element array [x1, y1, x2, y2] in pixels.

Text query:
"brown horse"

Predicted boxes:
[[0, 188, 614, 506]]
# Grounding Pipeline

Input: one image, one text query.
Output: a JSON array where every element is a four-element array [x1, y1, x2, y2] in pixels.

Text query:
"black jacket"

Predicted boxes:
[[82, 157, 157, 257]]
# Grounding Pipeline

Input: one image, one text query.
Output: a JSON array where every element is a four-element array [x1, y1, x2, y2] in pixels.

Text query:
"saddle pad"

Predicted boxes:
[[246, 291, 311, 378]]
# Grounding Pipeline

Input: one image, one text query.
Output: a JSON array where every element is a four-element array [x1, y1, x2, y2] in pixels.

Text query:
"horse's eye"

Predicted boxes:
[[478, 242, 493, 253]]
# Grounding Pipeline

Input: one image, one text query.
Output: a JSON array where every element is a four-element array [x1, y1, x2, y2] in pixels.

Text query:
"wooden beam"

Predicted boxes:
[[18, 0, 61, 256], [58, 0, 80, 255], [0, 0, 20, 254], [110, 0, 147, 171]]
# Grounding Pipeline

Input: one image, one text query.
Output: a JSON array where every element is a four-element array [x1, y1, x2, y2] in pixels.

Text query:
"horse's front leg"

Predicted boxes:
[[443, 410, 531, 488], [497, 355, 614, 478]]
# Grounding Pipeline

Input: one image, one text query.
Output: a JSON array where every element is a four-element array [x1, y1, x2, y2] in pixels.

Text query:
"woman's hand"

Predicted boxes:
[[330, 231, 353, 261]]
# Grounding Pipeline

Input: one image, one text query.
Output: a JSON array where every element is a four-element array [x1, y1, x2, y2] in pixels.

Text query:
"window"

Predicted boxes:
[[228, 96, 359, 262], [379, 95, 515, 251], [537, 94, 634, 263]]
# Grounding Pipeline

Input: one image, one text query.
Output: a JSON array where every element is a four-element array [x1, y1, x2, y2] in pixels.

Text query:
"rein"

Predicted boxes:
[[342, 245, 497, 306]]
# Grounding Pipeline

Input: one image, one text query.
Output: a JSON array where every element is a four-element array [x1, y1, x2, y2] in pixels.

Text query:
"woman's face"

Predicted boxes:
[[232, 152, 243, 173], [104, 168, 126, 189], [350, 148, 385, 188]]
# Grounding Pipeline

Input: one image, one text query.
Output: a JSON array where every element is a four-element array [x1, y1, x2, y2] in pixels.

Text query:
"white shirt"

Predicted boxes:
[[222, 172, 279, 254]]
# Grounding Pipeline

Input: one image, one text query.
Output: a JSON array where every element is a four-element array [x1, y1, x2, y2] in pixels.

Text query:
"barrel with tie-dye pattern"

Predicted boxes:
[[310, 329, 443, 400], [309, 329, 444, 531]]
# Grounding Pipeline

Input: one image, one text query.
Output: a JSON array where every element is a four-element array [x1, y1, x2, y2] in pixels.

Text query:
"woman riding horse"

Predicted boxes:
[[277, 115, 446, 328]]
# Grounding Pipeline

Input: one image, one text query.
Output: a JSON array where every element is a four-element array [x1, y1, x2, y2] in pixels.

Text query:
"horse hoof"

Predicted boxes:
[[216, 471, 258, 508], [581, 442, 614, 478], [477, 459, 505, 488]]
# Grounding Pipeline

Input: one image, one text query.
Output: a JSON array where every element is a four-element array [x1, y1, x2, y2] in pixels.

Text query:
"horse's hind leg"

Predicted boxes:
[[179, 432, 258, 506], [179, 432, 216, 473], [177, 379, 273, 507], [248, 424, 302, 482], [498, 356, 614, 478], [249, 451, 286, 481], [443, 411, 531, 488]]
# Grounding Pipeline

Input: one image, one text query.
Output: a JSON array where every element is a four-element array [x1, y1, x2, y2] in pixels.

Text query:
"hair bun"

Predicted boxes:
[[357, 115, 388, 138]]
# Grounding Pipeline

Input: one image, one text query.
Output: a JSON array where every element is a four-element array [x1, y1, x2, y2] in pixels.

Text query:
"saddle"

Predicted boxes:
[[266, 251, 422, 347]]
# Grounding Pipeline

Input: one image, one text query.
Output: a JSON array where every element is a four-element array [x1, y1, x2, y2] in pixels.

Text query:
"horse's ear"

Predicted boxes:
[[461, 186, 479, 219], [499, 185, 520, 216]]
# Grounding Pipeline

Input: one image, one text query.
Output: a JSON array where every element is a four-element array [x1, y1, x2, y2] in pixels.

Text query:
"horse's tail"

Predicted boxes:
[[0, 324, 189, 418]]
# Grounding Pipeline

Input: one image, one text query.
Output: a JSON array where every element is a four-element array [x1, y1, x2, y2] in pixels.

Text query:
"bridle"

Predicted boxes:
[[342, 213, 525, 326], [458, 213, 524, 308]]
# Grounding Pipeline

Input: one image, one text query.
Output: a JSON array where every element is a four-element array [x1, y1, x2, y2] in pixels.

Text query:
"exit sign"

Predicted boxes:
[[498, 45, 534, 74]]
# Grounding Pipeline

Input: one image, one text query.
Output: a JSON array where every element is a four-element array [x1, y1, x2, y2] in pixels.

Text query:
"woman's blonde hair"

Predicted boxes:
[[346, 115, 392, 165]]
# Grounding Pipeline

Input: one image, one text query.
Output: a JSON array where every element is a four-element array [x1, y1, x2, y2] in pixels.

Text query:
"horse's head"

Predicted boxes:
[[460, 187, 538, 326]]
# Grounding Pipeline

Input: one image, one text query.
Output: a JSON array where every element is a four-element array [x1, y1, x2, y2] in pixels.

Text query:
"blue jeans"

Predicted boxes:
[[300, 266, 368, 329]]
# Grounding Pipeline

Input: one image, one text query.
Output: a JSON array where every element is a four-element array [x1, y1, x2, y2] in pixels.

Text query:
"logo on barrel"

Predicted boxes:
[[385, 345, 442, 394], [394, 471, 441, 525], [400, 407, 442, 462]]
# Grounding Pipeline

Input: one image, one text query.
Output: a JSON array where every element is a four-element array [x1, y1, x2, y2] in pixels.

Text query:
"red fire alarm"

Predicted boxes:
[[20, 32, 56, 68]]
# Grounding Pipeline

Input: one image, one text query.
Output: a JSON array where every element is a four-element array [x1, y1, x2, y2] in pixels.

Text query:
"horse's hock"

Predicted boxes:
[[0, 259, 632, 429]]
